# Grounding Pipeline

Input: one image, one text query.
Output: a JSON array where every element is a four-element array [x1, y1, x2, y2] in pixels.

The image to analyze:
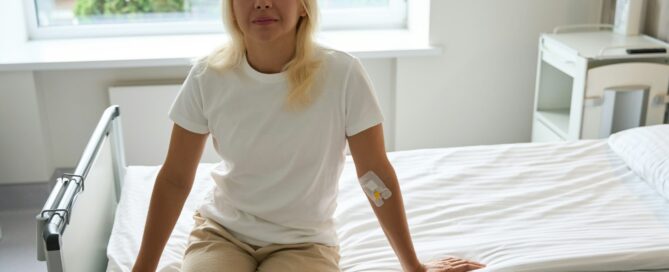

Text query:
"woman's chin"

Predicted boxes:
[[246, 31, 293, 45]]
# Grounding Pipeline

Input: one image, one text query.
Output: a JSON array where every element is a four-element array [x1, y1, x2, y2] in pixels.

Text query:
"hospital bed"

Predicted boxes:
[[37, 105, 669, 272]]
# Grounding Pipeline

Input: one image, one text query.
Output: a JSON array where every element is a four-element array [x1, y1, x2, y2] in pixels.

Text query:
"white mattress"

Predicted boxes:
[[107, 140, 669, 272]]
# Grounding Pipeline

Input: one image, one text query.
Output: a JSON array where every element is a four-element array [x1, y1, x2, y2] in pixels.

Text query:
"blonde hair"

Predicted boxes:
[[204, 0, 322, 111]]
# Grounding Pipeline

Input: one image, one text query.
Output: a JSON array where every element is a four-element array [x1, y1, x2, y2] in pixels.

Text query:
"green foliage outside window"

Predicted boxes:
[[74, 0, 188, 16]]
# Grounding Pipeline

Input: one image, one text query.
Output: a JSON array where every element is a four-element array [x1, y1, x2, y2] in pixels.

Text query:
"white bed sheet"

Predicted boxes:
[[107, 140, 669, 272]]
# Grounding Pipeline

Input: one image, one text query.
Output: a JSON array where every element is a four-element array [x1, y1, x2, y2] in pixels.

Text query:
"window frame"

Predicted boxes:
[[24, 0, 408, 40]]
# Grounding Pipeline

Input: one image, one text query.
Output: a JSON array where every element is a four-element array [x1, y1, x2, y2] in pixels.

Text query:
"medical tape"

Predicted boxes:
[[359, 171, 392, 207]]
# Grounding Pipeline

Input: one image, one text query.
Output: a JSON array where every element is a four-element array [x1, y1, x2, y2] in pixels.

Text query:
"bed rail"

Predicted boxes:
[[36, 105, 127, 272]]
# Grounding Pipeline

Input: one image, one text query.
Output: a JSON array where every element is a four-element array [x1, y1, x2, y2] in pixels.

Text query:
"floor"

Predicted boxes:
[[0, 208, 48, 272], [0, 169, 70, 272]]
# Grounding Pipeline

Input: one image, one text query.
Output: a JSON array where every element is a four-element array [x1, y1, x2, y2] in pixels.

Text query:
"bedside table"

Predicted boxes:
[[532, 27, 669, 142]]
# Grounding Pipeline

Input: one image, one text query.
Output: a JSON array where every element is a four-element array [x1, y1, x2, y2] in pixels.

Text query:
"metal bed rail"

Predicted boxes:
[[36, 105, 127, 272]]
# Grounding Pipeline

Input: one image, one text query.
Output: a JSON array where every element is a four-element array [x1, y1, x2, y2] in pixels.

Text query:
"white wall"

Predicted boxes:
[[35, 67, 188, 169], [394, 0, 602, 150], [0, 0, 27, 50], [0, 72, 52, 183], [0, 1, 603, 184], [645, 0, 669, 41], [0, 0, 52, 184]]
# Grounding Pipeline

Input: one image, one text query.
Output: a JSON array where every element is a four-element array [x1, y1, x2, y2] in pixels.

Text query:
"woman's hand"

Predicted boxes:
[[414, 256, 486, 272]]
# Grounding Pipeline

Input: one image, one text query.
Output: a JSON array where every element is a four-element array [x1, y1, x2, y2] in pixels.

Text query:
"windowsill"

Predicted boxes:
[[0, 30, 441, 71]]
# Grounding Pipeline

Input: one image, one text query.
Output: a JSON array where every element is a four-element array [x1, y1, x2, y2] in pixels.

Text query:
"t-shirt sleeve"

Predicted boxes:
[[168, 63, 210, 134], [344, 57, 385, 137]]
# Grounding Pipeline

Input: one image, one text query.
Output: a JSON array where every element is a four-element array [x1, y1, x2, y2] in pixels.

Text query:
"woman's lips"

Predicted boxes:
[[253, 17, 278, 25]]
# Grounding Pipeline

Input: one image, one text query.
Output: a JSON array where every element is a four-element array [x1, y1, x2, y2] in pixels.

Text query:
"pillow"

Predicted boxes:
[[608, 124, 669, 199]]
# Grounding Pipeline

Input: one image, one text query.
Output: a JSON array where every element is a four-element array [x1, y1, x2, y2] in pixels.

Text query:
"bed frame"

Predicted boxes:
[[36, 105, 127, 272]]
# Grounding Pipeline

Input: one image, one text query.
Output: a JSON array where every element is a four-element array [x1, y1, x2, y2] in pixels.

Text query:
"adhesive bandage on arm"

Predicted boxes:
[[359, 171, 392, 207]]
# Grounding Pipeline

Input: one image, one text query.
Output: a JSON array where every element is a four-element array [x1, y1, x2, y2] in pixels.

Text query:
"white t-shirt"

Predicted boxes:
[[168, 47, 384, 247]]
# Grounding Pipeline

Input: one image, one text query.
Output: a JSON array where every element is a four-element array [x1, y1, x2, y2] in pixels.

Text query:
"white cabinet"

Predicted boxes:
[[532, 30, 669, 142]]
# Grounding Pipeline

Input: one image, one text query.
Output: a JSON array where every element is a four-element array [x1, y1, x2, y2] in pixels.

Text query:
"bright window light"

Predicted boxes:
[[26, 0, 407, 40]]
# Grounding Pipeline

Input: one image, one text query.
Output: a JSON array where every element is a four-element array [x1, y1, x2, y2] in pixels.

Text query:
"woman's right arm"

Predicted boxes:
[[132, 123, 209, 272]]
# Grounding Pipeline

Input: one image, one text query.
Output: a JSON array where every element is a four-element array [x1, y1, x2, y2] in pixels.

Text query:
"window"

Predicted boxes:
[[26, 0, 407, 40]]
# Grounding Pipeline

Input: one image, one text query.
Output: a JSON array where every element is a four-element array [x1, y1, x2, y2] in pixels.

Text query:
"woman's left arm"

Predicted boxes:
[[347, 124, 486, 272], [346, 123, 423, 272]]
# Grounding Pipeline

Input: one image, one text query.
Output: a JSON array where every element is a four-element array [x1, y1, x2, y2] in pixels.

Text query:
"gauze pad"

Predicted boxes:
[[359, 171, 392, 207]]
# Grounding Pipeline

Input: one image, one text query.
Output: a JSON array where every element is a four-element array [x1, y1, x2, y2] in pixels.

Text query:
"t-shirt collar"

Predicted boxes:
[[242, 54, 288, 83]]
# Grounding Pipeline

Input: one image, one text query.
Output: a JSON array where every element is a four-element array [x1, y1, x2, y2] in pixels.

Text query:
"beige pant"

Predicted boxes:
[[181, 211, 341, 272]]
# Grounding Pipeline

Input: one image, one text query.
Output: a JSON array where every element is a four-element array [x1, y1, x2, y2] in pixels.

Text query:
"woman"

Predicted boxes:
[[132, 0, 486, 271]]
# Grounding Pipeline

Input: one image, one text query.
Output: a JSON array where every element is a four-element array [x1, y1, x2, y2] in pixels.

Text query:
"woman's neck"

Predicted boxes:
[[245, 34, 297, 74]]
